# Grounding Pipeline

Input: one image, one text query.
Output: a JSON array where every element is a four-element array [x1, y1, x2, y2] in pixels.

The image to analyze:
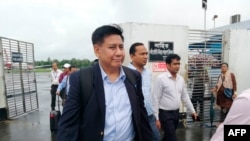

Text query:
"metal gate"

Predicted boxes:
[[187, 30, 224, 126], [0, 37, 39, 118]]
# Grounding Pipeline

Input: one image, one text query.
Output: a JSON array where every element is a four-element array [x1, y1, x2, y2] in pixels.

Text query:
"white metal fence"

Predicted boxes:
[[0, 37, 38, 118], [187, 30, 224, 126]]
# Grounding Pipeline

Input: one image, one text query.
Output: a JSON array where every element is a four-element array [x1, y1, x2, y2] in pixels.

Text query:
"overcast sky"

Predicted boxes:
[[1, 0, 249, 61]]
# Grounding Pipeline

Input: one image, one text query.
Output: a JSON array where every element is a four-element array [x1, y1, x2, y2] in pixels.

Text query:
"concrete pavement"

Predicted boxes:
[[0, 72, 57, 141]]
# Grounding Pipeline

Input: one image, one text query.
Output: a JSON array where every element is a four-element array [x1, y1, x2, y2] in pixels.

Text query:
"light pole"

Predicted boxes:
[[212, 15, 218, 28]]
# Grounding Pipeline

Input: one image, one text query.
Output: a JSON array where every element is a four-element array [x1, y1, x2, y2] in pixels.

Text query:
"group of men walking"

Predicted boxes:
[[49, 24, 199, 141], [50, 63, 77, 110]]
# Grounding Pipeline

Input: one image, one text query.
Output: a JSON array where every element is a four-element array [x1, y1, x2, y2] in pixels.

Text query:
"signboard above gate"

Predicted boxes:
[[12, 52, 23, 62], [149, 41, 174, 62]]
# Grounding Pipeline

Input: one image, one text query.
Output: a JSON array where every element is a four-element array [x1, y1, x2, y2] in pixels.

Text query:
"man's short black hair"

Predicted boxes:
[[91, 24, 124, 45], [68, 65, 76, 71], [165, 54, 181, 64], [129, 42, 144, 55]]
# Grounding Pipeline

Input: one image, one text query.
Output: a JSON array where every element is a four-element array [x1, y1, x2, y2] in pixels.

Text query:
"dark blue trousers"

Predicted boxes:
[[159, 109, 179, 141]]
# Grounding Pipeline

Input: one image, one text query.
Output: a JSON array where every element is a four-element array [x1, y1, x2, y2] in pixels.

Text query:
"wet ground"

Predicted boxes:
[[0, 72, 217, 141], [0, 73, 57, 141]]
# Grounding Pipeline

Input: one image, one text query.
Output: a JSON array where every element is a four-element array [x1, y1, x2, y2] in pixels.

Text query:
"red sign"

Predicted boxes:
[[152, 62, 167, 72]]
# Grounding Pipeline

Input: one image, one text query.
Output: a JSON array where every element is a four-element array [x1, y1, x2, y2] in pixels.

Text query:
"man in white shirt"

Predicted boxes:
[[210, 88, 250, 141], [50, 62, 62, 110], [153, 54, 197, 141]]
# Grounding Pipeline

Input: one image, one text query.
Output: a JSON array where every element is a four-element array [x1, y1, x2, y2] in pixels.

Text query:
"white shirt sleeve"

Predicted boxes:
[[210, 89, 250, 141], [180, 79, 195, 114], [152, 75, 163, 120]]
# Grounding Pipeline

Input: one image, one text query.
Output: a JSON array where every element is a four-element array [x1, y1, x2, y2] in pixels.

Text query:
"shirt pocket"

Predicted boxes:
[[162, 84, 173, 93]]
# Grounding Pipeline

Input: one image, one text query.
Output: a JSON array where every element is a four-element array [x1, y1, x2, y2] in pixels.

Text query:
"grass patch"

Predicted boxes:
[[34, 68, 51, 73]]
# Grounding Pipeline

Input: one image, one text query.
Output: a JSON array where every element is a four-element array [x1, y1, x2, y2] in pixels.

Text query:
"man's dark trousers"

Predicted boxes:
[[159, 109, 179, 141], [50, 84, 58, 110]]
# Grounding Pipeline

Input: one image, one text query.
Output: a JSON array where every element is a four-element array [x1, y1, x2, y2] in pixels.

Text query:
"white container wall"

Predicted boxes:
[[120, 22, 189, 81], [224, 29, 250, 93], [120, 22, 189, 113]]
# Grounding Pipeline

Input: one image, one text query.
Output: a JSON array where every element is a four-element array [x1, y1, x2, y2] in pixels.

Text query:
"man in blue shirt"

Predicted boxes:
[[128, 42, 161, 141], [56, 65, 77, 105], [57, 25, 152, 141]]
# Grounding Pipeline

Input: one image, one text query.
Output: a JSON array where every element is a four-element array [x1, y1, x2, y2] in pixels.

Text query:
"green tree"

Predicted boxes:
[[35, 57, 93, 69]]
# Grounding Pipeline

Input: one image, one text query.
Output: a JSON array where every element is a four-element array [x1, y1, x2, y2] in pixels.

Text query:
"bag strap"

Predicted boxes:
[[64, 75, 69, 99], [221, 73, 233, 83], [230, 73, 233, 80], [79, 66, 136, 110], [220, 73, 234, 94], [122, 66, 137, 85], [79, 66, 94, 110], [230, 73, 234, 91]]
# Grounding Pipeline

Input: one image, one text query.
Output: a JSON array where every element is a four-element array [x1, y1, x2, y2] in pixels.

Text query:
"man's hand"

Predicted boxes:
[[56, 91, 60, 95], [210, 88, 216, 93], [156, 120, 161, 129], [232, 93, 237, 100], [192, 112, 198, 121]]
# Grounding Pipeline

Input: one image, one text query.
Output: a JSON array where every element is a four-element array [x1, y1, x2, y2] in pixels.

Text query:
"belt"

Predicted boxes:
[[51, 84, 58, 86], [159, 109, 179, 113]]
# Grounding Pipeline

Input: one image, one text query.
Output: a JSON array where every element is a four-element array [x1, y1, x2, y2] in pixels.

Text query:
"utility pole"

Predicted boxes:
[[202, 0, 208, 84], [202, 0, 207, 30]]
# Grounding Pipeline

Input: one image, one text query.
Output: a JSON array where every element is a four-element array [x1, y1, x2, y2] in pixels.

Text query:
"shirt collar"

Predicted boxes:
[[128, 62, 136, 70], [99, 64, 126, 82], [128, 62, 146, 73], [166, 71, 180, 80], [52, 69, 59, 73]]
